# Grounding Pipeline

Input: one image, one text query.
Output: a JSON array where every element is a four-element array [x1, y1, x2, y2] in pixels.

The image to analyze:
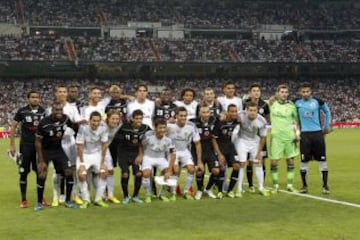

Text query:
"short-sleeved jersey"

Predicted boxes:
[[196, 102, 223, 119], [81, 104, 105, 121], [217, 96, 243, 114], [235, 112, 267, 142], [243, 98, 270, 118], [76, 122, 108, 154], [127, 99, 155, 129], [114, 122, 151, 153], [294, 97, 332, 132], [167, 122, 200, 152], [142, 131, 175, 159], [213, 117, 238, 152], [36, 115, 73, 150], [105, 98, 128, 122], [174, 100, 198, 120], [154, 102, 177, 122], [14, 105, 46, 143], [190, 116, 216, 150], [270, 100, 298, 141]]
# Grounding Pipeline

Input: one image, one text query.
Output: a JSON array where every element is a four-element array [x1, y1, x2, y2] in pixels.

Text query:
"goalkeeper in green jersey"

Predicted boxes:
[[269, 84, 300, 193]]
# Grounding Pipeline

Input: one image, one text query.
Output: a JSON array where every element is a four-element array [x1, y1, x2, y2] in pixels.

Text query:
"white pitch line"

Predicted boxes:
[[279, 190, 360, 208]]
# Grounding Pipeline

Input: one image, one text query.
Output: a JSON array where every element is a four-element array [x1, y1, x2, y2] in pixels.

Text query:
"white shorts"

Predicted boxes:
[[61, 135, 77, 165], [175, 150, 194, 168], [234, 139, 259, 163], [142, 156, 169, 172], [105, 149, 114, 170], [76, 152, 105, 173]]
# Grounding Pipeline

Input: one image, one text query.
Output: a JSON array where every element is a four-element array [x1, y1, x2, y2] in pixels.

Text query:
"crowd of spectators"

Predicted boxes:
[[0, 0, 359, 30], [0, 77, 358, 129], [1, 36, 359, 63]]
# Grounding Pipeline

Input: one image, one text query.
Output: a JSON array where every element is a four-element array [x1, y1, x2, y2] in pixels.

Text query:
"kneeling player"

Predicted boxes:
[[141, 119, 176, 203], [76, 111, 109, 208]]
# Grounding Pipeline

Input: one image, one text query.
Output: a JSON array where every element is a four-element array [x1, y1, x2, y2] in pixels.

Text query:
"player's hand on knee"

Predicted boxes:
[[37, 162, 47, 179], [100, 163, 108, 179], [78, 164, 87, 180], [196, 162, 204, 174]]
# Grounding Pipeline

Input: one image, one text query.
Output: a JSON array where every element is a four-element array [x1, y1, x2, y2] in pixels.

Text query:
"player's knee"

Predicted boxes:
[[142, 170, 151, 178], [232, 163, 240, 170], [108, 169, 114, 175], [239, 162, 246, 168], [122, 172, 129, 179], [319, 161, 328, 172], [270, 165, 278, 172], [211, 168, 220, 176], [78, 173, 87, 182], [187, 165, 195, 174], [135, 171, 142, 178], [100, 172, 107, 179]]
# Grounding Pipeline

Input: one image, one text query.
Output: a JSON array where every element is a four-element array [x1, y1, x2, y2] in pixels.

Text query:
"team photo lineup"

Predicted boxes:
[[8, 80, 333, 210]]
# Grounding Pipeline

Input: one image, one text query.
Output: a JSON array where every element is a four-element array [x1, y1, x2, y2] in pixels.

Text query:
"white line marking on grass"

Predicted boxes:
[[279, 190, 360, 208]]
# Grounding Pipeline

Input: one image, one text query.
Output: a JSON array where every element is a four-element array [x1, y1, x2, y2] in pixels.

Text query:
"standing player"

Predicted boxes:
[[76, 111, 109, 208], [232, 102, 269, 196], [196, 87, 222, 118], [127, 83, 155, 129], [35, 102, 77, 211], [9, 90, 46, 208], [294, 82, 332, 194], [191, 105, 220, 199], [217, 81, 243, 114], [81, 86, 105, 121], [212, 104, 240, 198], [269, 84, 300, 193], [51, 84, 83, 207], [113, 110, 151, 204], [154, 88, 177, 123], [242, 83, 270, 192], [105, 84, 128, 122], [174, 88, 198, 120], [167, 107, 203, 200], [141, 119, 176, 203], [104, 110, 122, 204]]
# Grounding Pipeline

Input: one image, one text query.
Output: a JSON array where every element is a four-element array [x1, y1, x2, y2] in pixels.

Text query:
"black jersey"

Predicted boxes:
[[114, 122, 151, 153], [14, 105, 46, 143], [196, 103, 223, 119], [105, 98, 128, 122], [213, 117, 238, 153], [243, 98, 270, 118], [36, 115, 73, 150], [190, 116, 216, 150], [154, 102, 177, 122]]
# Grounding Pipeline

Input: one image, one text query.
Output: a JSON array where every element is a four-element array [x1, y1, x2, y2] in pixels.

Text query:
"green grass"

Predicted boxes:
[[0, 129, 359, 240]]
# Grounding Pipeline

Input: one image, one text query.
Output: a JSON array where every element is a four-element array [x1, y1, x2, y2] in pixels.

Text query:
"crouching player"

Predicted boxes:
[[141, 119, 176, 203], [76, 111, 109, 208], [233, 102, 270, 196]]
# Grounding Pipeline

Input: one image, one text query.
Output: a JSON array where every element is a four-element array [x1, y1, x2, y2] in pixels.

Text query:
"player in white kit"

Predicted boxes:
[[232, 101, 270, 196], [141, 119, 176, 203], [174, 88, 198, 120], [127, 83, 155, 129], [217, 81, 243, 114], [76, 111, 109, 208], [167, 107, 203, 200], [81, 86, 105, 121]]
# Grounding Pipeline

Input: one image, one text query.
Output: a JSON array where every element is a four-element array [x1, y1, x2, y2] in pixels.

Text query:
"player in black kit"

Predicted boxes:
[[113, 110, 151, 204], [154, 88, 177, 123], [34, 102, 77, 211], [9, 90, 46, 208]]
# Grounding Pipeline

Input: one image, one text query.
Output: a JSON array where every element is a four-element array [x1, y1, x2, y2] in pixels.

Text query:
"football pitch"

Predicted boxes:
[[0, 129, 359, 240]]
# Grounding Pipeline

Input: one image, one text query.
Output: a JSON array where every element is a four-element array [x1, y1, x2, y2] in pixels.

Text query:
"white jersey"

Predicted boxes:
[[167, 122, 200, 152], [76, 123, 108, 154], [142, 131, 175, 158], [174, 100, 198, 120], [127, 99, 155, 129], [81, 104, 105, 121], [217, 96, 243, 114], [233, 112, 267, 143], [46, 102, 81, 123]]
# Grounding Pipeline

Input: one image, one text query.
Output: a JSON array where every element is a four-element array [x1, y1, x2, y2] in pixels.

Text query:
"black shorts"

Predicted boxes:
[[118, 152, 140, 175], [19, 142, 37, 174], [42, 148, 71, 174], [192, 148, 219, 172], [300, 131, 326, 162]]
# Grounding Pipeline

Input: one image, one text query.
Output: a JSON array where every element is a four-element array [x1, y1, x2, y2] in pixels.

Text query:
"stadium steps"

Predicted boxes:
[[64, 38, 78, 65], [148, 40, 161, 62], [225, 44, 241, 62], [13, 0, 25, 25]]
